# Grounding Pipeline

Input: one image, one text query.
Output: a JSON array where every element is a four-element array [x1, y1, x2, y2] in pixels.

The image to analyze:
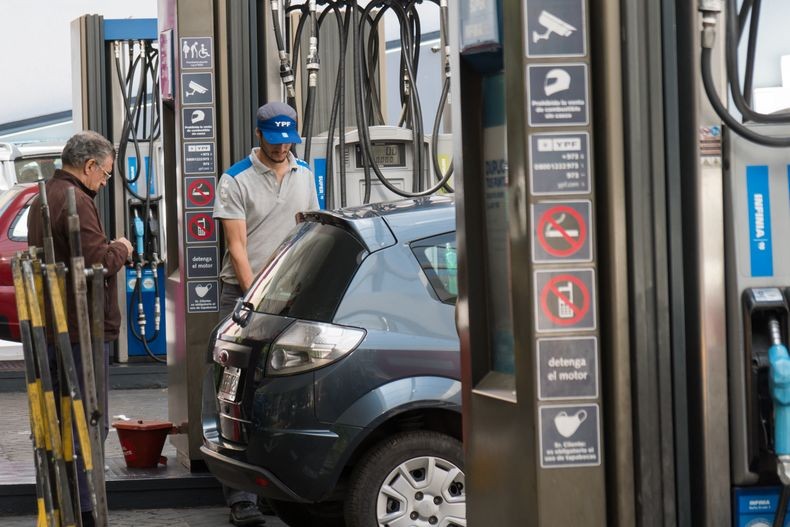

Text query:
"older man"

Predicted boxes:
[[28, 130, 132, 527]]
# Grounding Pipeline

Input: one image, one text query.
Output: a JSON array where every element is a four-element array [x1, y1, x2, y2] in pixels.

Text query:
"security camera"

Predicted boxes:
[[186, 80, 208, 96], [533, 11, 576, 43]]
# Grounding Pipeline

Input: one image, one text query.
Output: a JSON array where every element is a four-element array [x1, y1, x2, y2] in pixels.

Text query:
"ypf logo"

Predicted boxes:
[[274, 121, 291, 128]]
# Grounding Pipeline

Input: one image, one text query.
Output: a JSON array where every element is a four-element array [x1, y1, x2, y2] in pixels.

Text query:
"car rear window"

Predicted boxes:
[[15, 157, 61, 184], [245, 221, 367, 322], [411, 232, 457, 305]]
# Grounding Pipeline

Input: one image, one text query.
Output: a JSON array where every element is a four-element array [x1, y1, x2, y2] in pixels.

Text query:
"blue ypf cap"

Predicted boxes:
[[256, 101, 302, 144]]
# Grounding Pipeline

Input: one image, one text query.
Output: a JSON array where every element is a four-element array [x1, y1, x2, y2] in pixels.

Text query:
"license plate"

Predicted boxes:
[[218, 366, 241, 401]]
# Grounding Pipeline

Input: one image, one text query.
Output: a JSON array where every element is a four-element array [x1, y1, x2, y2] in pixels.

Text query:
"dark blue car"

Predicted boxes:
[[201, 196, 465, 527]]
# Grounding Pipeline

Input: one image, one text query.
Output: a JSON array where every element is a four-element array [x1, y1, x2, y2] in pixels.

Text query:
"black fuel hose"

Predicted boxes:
[[271, 0, 297, 108], [127, 267, 164, 363], [354, 0, 455, 199], [113, 39, 165, 362], [302, 3, 320, 164], [724, 0, 790, 124], [774, 484, 789, 527], [700, 32, 790, 147], [430, 0, 453, 191], [319, 0, 352, 208]]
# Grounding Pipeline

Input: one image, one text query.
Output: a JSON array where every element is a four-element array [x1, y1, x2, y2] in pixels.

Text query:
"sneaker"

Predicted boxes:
[[81, 511, 96, 527], [229, 501, 266, 526]]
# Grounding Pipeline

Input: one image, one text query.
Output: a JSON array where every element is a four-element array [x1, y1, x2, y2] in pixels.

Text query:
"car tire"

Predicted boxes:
[[268, 498, 345, 527], [345, 430, 466, 527]]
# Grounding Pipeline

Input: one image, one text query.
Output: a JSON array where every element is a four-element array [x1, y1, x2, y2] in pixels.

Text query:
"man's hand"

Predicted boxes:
[[115, 237, 134, 260]]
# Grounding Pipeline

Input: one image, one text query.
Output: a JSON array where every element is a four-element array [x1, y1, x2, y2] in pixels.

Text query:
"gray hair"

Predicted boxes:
[[61, 131, 115, 168]]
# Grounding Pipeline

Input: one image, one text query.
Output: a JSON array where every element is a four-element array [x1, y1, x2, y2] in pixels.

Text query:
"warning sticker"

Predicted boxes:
[[184, 142, 215, 174], [525, 0, 586, 58], [185, 211, 217, 244], [537, 337, 598, 400], [186, 246, 219, 279], [529, 132, 590, 195], [185, 176, 216, 209], [180, 37, 213, 70], [527, 64, 589, 127], [182, 107, 215, 140], [187, 280, 219, 313], [535, 268, 596, 332], [539, 404, 600, 468], [181, 72, 213, 106], [532, 201, 592, 262]]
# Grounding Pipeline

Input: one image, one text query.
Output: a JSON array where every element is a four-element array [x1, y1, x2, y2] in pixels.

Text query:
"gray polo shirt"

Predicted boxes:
[[213, 148, 319, 285]]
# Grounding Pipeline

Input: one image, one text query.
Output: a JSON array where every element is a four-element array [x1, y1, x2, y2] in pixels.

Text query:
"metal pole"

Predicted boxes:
[[67, 188, 109, 526], [13, 256, 57, 527], [22, 258, 77, 527]]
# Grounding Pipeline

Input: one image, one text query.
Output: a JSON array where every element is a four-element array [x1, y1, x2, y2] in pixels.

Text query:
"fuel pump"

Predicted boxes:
[[768, 314, 790, 525], [279, 0, 454, 208], [698, 0, 790, 146], [697, 0, 790, 523], [111, 36, 166, 363], [739, 289, 790, 526], [71, 18, 168, 364]]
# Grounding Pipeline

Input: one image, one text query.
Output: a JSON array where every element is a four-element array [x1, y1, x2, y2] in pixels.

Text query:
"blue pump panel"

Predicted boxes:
[[314, 158, 326, 210], [104, 19, 158, 41], [746, 165, 773, 277], [127, 156, 154, 196], [125, 266, 166, 357], [734, 487, 790, 526]]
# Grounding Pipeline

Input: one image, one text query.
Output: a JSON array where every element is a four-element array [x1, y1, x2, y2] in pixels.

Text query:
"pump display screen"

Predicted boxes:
[[355, 143, 406, 168]]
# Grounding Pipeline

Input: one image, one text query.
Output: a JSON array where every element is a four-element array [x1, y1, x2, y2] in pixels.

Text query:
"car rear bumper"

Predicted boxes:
[[201, 366, 363, 502], [200, 442, 308, 502]]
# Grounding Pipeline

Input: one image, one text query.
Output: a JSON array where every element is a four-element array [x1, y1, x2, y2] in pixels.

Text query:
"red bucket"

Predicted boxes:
[[112, 420, 174, 468]]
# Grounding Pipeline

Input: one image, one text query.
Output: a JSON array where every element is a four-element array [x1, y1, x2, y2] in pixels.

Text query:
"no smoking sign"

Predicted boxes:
[[532, 200, 592, 262], [185, 176, 216, 209], [535, 268, 596, 332]]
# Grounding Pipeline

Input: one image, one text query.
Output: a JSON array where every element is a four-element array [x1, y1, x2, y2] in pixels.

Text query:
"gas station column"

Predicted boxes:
[[158, 0, 222, 469], [453, 0, 607, 524]]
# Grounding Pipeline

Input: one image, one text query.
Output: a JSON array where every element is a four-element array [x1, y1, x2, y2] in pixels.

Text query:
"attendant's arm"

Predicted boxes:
[[221, 218, 253, 292]]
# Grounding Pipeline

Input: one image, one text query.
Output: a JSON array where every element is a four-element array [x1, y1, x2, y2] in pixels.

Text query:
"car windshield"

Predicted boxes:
[[245, 221, 367, 322], [15, 156, 61, 184]]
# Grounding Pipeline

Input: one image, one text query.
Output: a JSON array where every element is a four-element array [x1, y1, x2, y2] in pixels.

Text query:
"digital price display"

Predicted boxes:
[[356, 143, 406, 168]]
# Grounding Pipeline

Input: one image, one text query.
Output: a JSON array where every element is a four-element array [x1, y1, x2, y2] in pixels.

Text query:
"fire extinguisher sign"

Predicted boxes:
[[185, 211, 217, 244]]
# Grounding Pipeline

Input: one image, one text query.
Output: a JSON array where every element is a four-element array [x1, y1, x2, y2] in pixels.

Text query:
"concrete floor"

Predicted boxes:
[[0, 387, 287, 527]]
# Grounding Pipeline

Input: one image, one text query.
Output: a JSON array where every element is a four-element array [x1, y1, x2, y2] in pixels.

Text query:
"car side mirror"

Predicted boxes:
[[231, 297, 254, 327]]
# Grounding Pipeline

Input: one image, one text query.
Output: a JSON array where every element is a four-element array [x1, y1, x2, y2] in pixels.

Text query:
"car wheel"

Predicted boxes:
[[268, 499, 345, 527], [345, 430, 466, 527]]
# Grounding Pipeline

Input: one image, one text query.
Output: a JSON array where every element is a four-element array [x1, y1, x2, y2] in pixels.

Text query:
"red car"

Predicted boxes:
[[0, 183, 38, 341]]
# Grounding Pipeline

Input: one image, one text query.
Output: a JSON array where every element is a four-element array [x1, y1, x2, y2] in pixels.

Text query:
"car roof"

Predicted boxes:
[[0, 183, 37, 216], [299, 195, 456, 251], [0, 141, 64, 161]]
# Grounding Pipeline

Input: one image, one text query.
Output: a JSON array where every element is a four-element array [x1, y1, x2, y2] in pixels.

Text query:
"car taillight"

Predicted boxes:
[[267, 321, 365, 376]]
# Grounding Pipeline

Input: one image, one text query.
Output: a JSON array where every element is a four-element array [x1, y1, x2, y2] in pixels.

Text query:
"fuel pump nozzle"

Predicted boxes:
[[132, 209, 145, 264], [768, 317, 790, 484], [131, 209, 146, 341]]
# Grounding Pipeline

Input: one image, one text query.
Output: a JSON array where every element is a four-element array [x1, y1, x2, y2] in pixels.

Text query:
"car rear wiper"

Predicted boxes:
[[231, 297, 254, 327]]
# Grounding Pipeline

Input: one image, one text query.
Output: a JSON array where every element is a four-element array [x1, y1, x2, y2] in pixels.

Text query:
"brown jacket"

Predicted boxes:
[[27, 170, 128, 342]]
